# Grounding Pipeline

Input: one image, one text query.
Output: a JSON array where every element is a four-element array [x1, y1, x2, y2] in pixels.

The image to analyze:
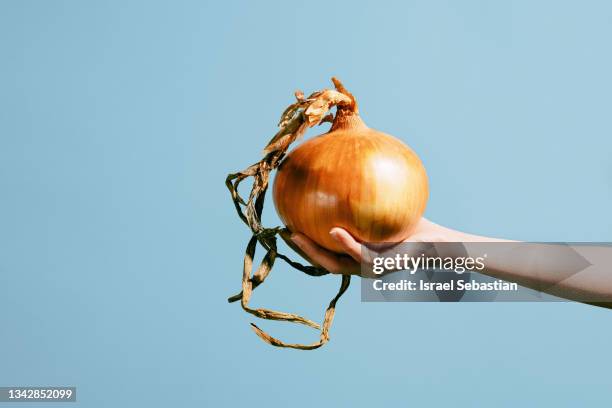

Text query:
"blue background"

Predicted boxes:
[[1, 1, 611, 406]]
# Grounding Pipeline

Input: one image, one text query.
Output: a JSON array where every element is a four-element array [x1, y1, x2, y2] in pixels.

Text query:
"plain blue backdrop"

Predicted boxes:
[[1, 0, 611, 406]]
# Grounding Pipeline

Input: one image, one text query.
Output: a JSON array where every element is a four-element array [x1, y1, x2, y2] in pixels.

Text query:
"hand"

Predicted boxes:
[[281, 218, 465, 276]]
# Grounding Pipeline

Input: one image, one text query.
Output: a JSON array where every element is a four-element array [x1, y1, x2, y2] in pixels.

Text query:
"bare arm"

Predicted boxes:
[[285, 219, 612, 308]]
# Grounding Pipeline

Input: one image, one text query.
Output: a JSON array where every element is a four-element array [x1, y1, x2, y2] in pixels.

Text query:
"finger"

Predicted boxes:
[[279, 228, 315, 264], [291, 233, 358, 275], [335, 257, 362, 276], [329, 228, 363, 263], [290, 232, 344, 273]]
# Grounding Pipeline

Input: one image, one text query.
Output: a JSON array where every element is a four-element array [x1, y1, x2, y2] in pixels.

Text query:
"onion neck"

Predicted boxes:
[[328, 77, 368, 132], [330, 108, 368, 132]]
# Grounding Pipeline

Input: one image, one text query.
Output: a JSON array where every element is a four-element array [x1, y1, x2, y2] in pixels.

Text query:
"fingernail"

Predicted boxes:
[[279, 229, 291, 241], [329, 229, 339, 241]]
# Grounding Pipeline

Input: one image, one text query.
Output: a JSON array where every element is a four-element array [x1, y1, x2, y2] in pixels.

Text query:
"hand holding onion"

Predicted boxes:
[[227, 78, 612, 351], [283, 218, 465, 276], [227, 78, 431, 349], [289, 219, 612, 309]]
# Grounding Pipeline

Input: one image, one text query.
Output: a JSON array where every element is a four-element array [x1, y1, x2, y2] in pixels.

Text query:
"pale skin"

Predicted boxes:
[[284, 218, 612, 308]]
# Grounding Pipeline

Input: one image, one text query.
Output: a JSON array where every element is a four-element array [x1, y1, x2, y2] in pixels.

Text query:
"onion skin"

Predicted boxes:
[[273, 114, 429, 253]]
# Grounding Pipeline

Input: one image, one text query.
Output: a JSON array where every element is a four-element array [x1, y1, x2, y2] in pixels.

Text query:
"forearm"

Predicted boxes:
[[450, 230, 612, 306]]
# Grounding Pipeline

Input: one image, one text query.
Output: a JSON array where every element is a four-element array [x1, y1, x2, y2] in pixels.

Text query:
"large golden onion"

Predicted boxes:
[[226, 78, 429, 349], [273, 108, 429, 253]]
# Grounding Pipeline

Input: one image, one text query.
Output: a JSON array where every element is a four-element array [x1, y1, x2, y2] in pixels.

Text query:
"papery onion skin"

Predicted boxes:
[[273, 115, 429, 253]]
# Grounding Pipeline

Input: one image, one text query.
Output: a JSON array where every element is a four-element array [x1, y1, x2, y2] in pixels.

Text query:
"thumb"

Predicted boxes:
[[329, 227, 363, 263]]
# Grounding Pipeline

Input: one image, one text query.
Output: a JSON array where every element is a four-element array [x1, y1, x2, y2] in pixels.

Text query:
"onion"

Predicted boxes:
[[273, 95, 428, 252], [226, 78, 427, 349]]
